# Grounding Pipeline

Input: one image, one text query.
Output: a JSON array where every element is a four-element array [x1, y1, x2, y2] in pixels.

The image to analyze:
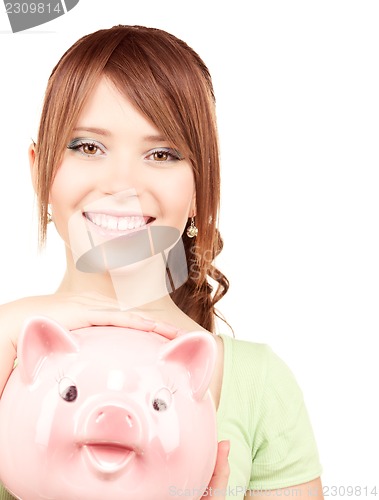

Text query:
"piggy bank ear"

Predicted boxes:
[[159, 332, 217, 401], [18, 316, 79, 384]]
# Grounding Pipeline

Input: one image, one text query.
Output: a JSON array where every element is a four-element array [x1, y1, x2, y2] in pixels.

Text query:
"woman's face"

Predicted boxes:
[[48, 77, 196, 264]]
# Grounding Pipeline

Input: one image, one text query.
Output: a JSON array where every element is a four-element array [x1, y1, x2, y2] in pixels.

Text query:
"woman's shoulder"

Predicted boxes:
[[218, 333, 292, 386], [217, 333, 306, 425]]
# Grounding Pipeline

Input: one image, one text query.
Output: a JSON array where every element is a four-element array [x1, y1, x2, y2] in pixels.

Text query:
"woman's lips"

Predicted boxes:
[[83, 212, 155, 236]]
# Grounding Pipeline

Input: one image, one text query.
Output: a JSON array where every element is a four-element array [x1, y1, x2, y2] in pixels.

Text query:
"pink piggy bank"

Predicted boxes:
[[0, 317, 217, 500]]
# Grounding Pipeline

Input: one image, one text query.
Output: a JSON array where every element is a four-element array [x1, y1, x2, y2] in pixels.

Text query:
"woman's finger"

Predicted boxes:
[[201, 440, 230, 499], [83, 308, 181, 339], [151, 320, 183, 339]]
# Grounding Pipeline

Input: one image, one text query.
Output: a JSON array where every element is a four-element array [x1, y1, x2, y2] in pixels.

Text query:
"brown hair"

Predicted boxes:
[[34, 25, 229, 333]]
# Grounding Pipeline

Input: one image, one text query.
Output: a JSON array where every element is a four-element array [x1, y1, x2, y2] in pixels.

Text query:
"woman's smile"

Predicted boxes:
[[83, 212, 156, 237]]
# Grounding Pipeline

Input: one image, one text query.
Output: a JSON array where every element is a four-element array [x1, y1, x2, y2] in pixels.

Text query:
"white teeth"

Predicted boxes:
[[118, 218, 128, 231], [85, 213, 149, 231], [109, 217, 117, 230]]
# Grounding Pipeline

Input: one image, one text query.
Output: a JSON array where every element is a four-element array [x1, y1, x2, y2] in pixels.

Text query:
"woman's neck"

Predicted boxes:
[[56, 246, 206, 332]]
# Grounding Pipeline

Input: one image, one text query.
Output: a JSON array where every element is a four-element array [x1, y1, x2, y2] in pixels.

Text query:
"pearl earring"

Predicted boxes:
[[186, 217, 198, 238]]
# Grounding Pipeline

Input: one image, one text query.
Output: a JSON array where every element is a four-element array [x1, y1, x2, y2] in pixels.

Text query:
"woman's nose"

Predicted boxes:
[[101, 155, 142, 195]]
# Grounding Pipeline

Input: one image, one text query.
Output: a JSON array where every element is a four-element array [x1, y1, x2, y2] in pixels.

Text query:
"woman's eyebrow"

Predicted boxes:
[[143, 135, 168, 142], [72, 128, 167, 143], [73, 126, 111, 136]]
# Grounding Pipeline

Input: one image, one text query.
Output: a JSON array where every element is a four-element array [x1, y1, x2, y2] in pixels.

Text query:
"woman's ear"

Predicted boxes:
[[28, 142, 37, 193]]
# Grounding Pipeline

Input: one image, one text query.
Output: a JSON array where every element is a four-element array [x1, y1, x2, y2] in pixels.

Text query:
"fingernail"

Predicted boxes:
[[176, 329, 188, 336], [159, 324, 179, 334], [141, 318, 156, 326]]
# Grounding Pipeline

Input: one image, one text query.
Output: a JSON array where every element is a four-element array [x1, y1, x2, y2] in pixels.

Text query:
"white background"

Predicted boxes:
[[0, 0, 378, 493]]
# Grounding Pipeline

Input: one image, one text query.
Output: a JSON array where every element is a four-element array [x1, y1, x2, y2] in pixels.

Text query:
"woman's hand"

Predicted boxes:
[[0, 292, 181, 397], [201, 441, 230, 499], [1, 291, 181, 343]]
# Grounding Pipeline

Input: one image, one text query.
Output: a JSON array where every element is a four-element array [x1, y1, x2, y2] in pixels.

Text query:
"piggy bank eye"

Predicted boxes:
[[152, 387, 172, 412], [58, 377, 78, 402]]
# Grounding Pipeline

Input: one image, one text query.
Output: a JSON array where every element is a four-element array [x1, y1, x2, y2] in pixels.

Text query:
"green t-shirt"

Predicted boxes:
[[0, 334, 322, 499], [216, 334, 322, 496]]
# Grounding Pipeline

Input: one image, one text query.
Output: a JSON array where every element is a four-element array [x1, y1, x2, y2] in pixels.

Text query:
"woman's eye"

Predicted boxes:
[[147, 148, 182, 162], [153, 150, 170, 161], [67, 139, 105, 157], [81, 143, 100, 155]]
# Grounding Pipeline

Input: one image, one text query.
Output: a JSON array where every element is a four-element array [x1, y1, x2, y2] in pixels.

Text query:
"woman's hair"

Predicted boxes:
[[34, 25, 229, 333]]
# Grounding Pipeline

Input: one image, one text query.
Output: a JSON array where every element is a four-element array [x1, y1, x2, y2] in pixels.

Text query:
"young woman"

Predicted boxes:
[[0, 25, 323, 499]]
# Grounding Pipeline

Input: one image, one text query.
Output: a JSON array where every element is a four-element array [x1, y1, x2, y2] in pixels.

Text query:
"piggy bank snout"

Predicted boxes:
[[84, 404, 143, 450], [79, 403, 145, 476]]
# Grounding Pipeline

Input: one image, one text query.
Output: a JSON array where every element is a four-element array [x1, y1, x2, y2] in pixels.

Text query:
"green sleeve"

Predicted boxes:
[[249, 346, 322, 490], [0, 485, 15, 500]]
